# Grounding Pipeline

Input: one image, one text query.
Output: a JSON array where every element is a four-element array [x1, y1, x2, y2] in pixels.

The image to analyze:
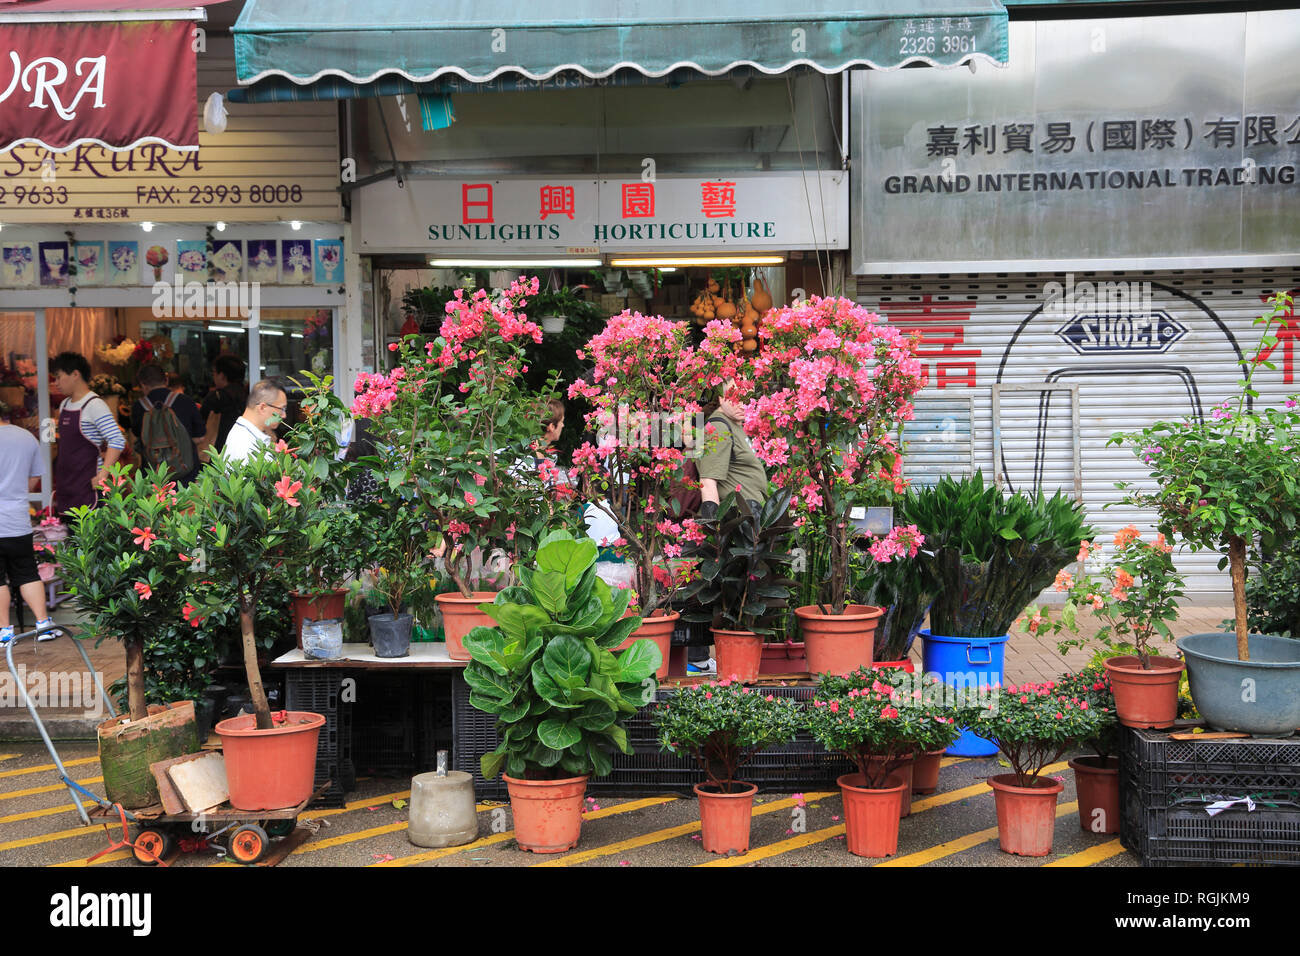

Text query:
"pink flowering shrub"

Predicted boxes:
[[353, 277, 580, 595], [567, 312, 741, 613], [742, 296, 926, 613]]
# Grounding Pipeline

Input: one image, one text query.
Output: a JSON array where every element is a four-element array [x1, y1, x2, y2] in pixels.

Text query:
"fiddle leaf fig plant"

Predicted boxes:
[[679, 490, 797, 635], [465, 530, 663, 780]]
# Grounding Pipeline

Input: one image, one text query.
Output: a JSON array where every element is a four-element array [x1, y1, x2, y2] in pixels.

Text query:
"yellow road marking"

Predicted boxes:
[[699, 763, 1071, 868], [1, 800, 94, 825], [539, 793, 834, 868], [376, 795, 679, 868], [0, 824, 101, 853], [0, 756, 97, 780], [1, 776, 102, 802], [0, 754, 19, 762], [939, 757, 969, 768], [879, 802, 1078, 867], [51, 849, 131, 868], [306, 790, 414, 818], [1042, 838, 1128, 867]]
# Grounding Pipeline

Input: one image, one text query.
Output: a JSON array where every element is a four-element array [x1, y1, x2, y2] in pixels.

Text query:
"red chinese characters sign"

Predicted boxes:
[[0, 19, 197, 152], [880, 295, 981, 388]]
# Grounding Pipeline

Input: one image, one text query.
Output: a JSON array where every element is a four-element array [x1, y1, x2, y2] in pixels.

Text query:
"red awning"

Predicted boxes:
[[0, 1, 231, 152]]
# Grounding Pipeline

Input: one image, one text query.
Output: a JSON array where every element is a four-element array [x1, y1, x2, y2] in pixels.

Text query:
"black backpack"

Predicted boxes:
[[138, 393, 196, 478]]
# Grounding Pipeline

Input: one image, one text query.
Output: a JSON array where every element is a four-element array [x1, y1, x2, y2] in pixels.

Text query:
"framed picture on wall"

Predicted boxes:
[[107, 241, 138, 286], [176, 240, 208, 281], [246, 239, 278, 283], [2, 241, 36, 287], [313, 239, 343, 284], [281, 239, 313, 285], [210, 240, 243, 283], [74, 242, 106, 286], [38, 241, 69, 288], [142, 242, 173, 284]]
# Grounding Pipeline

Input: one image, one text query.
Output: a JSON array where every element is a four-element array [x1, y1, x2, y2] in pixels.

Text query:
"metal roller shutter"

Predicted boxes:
[[856, 267, 1300, 596]]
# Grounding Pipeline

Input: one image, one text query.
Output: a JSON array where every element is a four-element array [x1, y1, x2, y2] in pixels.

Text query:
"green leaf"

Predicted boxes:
[[594, 614, 640, 650], [536, 537, 598, 589], [542, 635, 592, 691], [462, 661, 519, 700], [538, 718, 583, 750], [481, 746, 507, 779], [462, 626, 511, 676], [532, 570, 569, 617], [531, 659, 581, 709], [617, 639, 661, 683], [481, 602, 550, 645], [603, 724, 630, 755], [587, 742, 614, 777]]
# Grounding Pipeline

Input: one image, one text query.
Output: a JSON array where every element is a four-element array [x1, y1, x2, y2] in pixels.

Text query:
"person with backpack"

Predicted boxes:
[[130, 364, 206, 485]]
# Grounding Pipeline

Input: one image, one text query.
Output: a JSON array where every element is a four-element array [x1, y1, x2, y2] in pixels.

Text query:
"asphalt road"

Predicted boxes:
[[0, 740, 1137, 868]]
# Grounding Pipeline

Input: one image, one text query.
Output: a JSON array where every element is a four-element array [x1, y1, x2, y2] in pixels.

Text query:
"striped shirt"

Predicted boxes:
[[60, 393, 126, 466]]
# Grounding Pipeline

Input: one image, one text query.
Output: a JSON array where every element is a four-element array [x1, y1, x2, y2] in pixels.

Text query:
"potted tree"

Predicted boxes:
[[1024, 526, 1186, 728], [742, 296, 927, 676], [1116, 291, 1300, 735], [59, 466, 199, 810], [463, 531, 661, 853], [360, 504, 434, 658], [900, 471, 1093, 754], [678, 490, 797, 682], [179, 448, 324, 811], [965, 681, 1109, 857], [353, 277, 576, 660], [653, 680, 802, 854], [567, 311, 741, 670]]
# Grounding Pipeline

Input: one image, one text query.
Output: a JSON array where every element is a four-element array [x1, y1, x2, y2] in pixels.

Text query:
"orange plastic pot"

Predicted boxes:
[[436, 591, 499, 662], [504, 774, 589, 853], [872, 659, 915, 673], [838, 772, 906, 858], [694, 781, 758, 854], [866, 755, 915, 817], [988, 773, 1065, 856], [1069, 756, 1120, 834], [712, 629, 762, 683], [290, 590, 347, 649], [912, 749, 946, 795], [616, 610, 676, 679], [759, 641, 807, 675], [1104, 655, 1184, 729], [797, 604, 884, 676], [216, 711, 324, 811]]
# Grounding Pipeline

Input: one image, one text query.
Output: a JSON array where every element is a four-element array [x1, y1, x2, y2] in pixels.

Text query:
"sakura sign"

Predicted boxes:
[[0, 20, 198, 152], [355, 173, 847, 253]]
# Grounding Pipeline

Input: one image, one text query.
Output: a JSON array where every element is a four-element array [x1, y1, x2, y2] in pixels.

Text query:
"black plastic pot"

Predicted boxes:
[[369, 612, 413, 658]]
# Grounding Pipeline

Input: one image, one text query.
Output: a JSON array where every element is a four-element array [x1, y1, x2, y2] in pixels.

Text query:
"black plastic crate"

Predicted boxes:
[[417, 675, 456, 771], [285, 670, 353, 808], [352, 673, 419, 774], [1119, 727, 1300, 867], [452, 680, 853, 799]]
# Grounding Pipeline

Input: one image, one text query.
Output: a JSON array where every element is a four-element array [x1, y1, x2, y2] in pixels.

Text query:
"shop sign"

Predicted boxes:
[[0, 20, 196, 153], [851, 11, 1300, 272], [356, 173, 846, 253]]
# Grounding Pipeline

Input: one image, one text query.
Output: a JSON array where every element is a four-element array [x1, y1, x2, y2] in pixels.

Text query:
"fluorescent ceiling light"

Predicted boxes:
[[215, 221, 227, 232], [207, 325, 246, 334], [261, 330, 285, 337], [289, 220, 303, 230], [428, 258, 603, 268], [140, 221, 154, 232], [609, 256, 785, 268]]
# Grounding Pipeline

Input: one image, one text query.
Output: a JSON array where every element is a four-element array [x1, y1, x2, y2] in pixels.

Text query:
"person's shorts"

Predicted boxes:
[[0, 534, 40, 589]]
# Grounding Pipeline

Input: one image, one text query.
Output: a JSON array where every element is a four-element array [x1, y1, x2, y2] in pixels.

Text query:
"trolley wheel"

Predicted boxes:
[[133, 827, 175, 865], [264, 819, 295, 838], [228, 823, 269, 864]]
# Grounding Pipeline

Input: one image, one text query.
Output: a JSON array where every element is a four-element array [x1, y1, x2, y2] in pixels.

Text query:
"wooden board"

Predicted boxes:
[[148, 756, 189, 816], [256, 826, 312, 867], [166, 753, 229, 814], [1169, 731, 1251, 741]]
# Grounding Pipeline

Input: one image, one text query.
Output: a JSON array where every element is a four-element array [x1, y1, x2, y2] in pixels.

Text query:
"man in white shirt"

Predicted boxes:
[[0, 416, 60, 643], [221, 378, 288, 466]]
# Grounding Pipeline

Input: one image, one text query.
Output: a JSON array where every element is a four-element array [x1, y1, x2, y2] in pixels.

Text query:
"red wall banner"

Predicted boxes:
[[0, 19, 197, 152]]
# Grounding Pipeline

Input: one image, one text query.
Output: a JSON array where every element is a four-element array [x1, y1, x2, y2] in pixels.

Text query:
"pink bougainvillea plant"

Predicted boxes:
[[567, 312, 742, 614], [741, 296, 927, 614], [351, 277, 579, 596]]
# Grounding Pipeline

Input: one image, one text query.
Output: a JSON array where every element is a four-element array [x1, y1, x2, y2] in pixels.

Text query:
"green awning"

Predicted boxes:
[[233, 0, 1009, 86]]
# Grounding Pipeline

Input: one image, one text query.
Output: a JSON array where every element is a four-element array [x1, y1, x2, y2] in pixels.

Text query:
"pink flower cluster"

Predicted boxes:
[[864, 524, 924, 563], [351, 368, 403, 418]]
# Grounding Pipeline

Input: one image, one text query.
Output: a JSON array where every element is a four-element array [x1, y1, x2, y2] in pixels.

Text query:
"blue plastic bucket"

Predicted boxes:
[[920, 629, 1008, 757]]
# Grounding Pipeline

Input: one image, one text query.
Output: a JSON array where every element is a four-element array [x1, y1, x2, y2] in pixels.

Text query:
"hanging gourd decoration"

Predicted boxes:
[[706, 275, 720, 294], [716, 282, 738, 323], [750, 276, 773, 313]]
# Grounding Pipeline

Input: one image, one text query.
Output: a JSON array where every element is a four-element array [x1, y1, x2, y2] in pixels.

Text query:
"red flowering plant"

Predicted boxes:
[[58, 464, 190, 721], [352, 276, 580, 597], [964, 680, 1111, 787], [741, 296, 927, 614], [567, 311, 742, 615], [1021, 525, 1186, 669], [1052, 666, 1120, 761], [174, 447, 323, 729], [652, 679, 803, 793], [806, 668, 961, 787]]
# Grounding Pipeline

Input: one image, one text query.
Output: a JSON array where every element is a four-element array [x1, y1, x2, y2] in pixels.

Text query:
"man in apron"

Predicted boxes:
[[49, 352, 125, 519]]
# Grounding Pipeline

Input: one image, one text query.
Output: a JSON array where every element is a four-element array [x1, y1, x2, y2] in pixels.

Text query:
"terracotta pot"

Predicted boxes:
[[1069, 756, 1120, 834], [216, 711, 325, 811], [436, 591, 499, 661], [504, 774, 588, 853], [988, 773, 1065, 857], [694, 781, 758, 854], [759, 641, 807, 674], [1103, 655, 1184, 729], [712, 628, 762, 683], [866, 755, 916, 817], [616, 610, 677, 680], [290, 589, 348, 650], [912, 749, 946, 795], [838, 772, 906, 858], [872, 660, 915, 673], [796, 604, 884, 676]]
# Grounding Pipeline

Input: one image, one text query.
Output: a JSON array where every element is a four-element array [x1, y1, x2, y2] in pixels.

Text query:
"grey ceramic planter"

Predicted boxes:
[[1177, 632, 1300, 736]]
